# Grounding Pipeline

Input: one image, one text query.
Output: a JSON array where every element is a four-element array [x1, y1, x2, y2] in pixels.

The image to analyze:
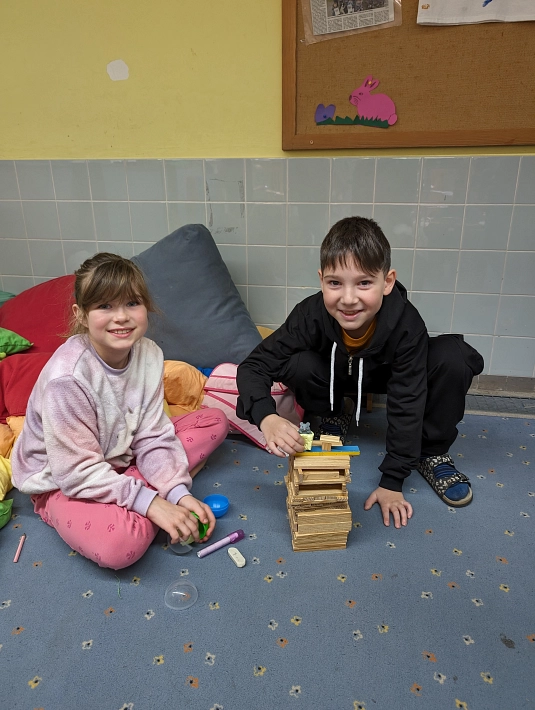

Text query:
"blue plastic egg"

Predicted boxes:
[[203, 494, 229, 518]]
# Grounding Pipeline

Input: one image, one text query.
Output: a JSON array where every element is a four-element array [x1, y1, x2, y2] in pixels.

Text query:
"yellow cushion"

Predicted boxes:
[[0, 455, 12, 501], [257, 326, 274, 339]]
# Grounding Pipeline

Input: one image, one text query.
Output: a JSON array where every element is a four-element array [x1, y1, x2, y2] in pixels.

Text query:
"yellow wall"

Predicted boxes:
[[0, 1, 532, 159], [1, 1, 282, 159]]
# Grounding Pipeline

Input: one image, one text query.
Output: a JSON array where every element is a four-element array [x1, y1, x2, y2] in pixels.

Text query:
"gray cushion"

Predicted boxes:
[[132, 224, 261, 368]]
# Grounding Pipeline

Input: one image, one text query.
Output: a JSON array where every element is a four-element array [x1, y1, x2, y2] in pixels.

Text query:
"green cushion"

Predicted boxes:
[[0, 327, 33, 359], [0, 499, 13, 530]]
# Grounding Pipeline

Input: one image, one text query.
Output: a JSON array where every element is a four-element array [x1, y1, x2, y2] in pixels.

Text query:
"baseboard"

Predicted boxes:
[[468, 375, 535, 398]]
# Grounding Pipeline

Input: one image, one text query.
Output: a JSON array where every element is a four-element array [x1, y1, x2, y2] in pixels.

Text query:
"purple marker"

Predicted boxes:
[[196, 530, 245, 559]]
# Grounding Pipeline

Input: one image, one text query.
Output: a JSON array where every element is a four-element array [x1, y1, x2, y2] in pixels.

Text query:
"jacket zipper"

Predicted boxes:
[[348, 355, 353, 375]]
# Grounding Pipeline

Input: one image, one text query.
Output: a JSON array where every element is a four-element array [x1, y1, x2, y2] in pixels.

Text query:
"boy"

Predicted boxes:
[[236, 217, 483, 529]]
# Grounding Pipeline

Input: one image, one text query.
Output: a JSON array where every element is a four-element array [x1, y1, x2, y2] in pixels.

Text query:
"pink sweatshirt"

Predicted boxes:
[[11, 335, 192, 516]]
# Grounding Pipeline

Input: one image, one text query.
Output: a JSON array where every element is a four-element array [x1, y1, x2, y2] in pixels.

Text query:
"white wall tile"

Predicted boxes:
[[2, 157, 535, 378]]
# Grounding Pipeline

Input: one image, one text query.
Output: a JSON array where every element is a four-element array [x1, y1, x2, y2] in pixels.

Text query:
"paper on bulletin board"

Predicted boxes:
[[303, 0, 401, 45], [417, 0, 535, 25]]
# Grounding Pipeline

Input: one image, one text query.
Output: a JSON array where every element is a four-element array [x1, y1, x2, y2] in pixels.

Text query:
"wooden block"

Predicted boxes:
[[295, 505, 352, 525], [288, 504, 352, 534], [288, 501, 351, 523], [309, 434, 343, 452], [297, 469, 351, 483], [287, 499, 349, 512], [292, 475, 351, 494], [287, 501, 351, 550], [292, 455, 351, 489], [290, 530, 349, 544], [292, 481, 347, 496], [294, 454, 350, 469], [289, 527, 350, 552], [294, 544, 347, 551], [294, 464, 350, 479], [288, 496, 349, 508], [288, 452, 351, 499], [286, 477, 348, 503], [319, 434, 342, 445], [286, 478, 349, 509], [286, 497, 349, 516]]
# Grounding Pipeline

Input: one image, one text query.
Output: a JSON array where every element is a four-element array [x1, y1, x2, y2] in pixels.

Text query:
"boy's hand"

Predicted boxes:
[[146, 495, 215, 544], [260, 414, 305, 457], [364, 487, 413, 529]]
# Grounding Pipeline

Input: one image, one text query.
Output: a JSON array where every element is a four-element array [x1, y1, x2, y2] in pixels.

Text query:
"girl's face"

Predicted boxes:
[[73, 297, 148, 369]]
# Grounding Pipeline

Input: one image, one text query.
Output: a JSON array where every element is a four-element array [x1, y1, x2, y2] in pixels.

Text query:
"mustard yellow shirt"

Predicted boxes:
[[342, 318, 376, 354]]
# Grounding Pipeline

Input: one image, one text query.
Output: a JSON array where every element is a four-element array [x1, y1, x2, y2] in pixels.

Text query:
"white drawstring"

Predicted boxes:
[[355, 357, 363, 427], [329, 342, 336, 411], [329, 342, 363, 427]]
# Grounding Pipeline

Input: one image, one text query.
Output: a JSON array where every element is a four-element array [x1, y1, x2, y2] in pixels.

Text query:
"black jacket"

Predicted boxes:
[[237, 282, 428, 492]]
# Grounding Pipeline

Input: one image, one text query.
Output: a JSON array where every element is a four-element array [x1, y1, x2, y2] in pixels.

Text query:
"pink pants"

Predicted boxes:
[[31, 408, 228, 570]]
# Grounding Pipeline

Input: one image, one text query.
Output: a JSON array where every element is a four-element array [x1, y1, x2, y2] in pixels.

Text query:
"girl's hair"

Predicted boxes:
[[69, 252, 157, 336], [320, 216, 391, 276]]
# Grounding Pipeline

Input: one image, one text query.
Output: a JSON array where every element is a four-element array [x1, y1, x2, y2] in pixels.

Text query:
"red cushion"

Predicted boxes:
[[0, 275, 75, 354], [0, 352, 52, 422]]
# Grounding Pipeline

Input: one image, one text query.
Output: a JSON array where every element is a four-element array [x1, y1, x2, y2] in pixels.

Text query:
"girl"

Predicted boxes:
[[11, 253, 229, 569]]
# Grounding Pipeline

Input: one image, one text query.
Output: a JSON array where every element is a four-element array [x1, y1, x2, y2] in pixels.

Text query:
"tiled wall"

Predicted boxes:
[[1, 156, 534, 377]]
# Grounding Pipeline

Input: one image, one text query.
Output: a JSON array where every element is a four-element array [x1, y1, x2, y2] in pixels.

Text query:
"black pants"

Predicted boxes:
[[278, 334, 484, 458]]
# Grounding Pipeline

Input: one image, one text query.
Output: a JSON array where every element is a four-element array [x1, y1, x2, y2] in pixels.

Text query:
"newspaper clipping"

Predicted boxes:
[[417, 0, 535, 25], [310, 0, 395, 36]]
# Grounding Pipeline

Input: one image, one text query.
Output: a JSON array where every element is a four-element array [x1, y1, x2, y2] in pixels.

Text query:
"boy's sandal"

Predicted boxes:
[[318, 397, 355, 444], [417, 454, 473, 507], [319, 411, 353, 444]]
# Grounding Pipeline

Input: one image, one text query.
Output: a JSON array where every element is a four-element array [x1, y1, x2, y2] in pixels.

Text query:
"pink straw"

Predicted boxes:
[[13, 534, 26, 563]]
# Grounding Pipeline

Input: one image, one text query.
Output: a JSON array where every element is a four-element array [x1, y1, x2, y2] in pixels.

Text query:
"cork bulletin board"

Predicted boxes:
[[282, 0, 535, 150]]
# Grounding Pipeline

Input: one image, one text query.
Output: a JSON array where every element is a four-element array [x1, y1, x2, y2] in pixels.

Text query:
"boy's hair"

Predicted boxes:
[[320, 217, 391, 276], [69, 252, 157, 336]]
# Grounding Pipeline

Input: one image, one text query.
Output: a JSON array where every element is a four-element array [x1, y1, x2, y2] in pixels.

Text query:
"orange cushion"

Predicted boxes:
[[0, 422, 14, 458], [163, 360, 207, 413]]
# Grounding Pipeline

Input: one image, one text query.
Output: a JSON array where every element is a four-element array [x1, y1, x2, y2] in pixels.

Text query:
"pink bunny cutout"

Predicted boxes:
[[349, 76, 397, 126]]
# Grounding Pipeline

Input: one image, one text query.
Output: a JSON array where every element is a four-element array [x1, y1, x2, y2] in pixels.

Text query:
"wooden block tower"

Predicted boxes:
[[285, 434, 355, 552]]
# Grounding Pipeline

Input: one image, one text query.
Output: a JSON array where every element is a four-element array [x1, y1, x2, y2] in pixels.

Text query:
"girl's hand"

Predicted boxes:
[[177, 495, 216, 541], [146, 495, 206, 544]]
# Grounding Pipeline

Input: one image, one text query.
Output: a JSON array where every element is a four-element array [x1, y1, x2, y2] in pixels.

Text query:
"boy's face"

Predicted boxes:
[[318, 259, 396, 338]]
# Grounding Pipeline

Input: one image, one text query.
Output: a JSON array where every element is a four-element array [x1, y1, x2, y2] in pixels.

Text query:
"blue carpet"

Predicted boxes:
[[1, 410, 534, 710]]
